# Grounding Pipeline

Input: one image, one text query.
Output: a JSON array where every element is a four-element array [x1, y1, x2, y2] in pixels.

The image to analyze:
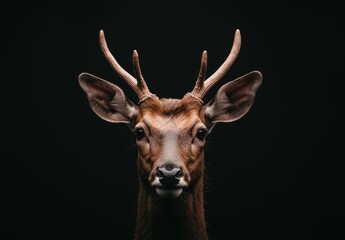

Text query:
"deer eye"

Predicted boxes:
[[135, 128, 145, 140], [196, 129, 207, 140]]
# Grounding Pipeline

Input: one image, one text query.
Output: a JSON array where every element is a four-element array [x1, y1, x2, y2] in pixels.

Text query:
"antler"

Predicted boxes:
[[99, 30, 154, 103], [189, 29, 241, 100]]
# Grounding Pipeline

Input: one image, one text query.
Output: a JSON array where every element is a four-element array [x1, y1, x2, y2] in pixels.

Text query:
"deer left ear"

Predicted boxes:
[[78, 73, 138, 125], [203, 71, 262, 125]]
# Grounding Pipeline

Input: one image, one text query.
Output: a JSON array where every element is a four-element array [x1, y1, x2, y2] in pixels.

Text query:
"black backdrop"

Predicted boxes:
[[2, 1, 344, 239]]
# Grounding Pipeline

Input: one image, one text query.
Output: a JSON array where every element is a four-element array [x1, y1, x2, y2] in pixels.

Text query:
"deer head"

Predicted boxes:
[[78, 29, 262, 199]]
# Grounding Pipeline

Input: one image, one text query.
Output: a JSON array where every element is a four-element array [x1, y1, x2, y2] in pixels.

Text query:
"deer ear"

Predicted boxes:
[[203, 71, 262, 125], [78, 73, 138, 124]]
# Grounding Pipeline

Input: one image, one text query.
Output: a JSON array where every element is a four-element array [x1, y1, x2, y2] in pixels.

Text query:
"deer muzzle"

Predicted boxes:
[[151, 163, 189, 199]]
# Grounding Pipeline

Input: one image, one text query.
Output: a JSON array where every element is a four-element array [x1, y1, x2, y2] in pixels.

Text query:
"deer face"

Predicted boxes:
[[78, 29, 262, 199], [133, 96, 207, 198]]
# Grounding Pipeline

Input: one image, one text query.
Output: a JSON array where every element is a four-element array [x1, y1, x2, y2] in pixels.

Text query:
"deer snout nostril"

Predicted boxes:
[[157, 167, 181, 187], [174, 169, 181, 178], [157, 169, 164, 179]]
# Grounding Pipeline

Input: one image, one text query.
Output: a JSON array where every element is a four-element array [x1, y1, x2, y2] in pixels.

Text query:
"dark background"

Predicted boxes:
[[2, 1, 344, 239]]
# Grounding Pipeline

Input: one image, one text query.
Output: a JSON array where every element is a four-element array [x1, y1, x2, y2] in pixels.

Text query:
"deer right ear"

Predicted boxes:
[[203, 71, 262, 126], [78, 73, 138, 125]]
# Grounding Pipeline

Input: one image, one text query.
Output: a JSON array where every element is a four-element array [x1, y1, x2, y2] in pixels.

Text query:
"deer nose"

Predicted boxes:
[[157, 165, 181, 187]]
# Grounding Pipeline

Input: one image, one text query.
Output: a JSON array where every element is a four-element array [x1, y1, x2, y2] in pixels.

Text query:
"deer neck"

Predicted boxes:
[[135, 170, 207, 240]]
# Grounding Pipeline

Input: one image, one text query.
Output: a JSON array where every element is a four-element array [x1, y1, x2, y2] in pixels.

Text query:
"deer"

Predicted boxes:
[[78, 29, 262, 240]]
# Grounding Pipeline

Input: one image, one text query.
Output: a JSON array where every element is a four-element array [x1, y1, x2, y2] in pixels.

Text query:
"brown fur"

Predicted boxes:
[[138, 95, 203, 119], [133, 94, 208, 240]]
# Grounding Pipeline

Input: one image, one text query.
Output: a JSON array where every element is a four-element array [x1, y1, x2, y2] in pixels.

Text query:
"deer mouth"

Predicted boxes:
[[155, 187, 183, 199]]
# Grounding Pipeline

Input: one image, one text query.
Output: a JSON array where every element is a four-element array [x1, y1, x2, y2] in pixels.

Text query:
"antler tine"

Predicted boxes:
[[99, 30, 153, 102], [190, 50, 208, 96], [190, 29, 241, 99], [132, 50, 154, 103]]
